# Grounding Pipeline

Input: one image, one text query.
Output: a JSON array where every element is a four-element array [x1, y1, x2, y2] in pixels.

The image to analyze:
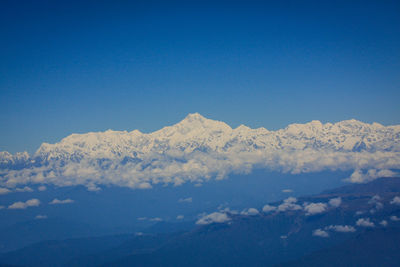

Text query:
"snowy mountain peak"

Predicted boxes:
[[1, 115, 399, 190]]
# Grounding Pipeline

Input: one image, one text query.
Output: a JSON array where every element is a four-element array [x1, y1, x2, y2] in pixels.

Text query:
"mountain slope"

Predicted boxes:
[[2, 177, 399, 267], [278, 227, 400, 267]]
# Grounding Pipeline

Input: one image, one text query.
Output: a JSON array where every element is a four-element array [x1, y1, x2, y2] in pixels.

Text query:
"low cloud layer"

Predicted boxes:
[[1, 115, 399, 190]]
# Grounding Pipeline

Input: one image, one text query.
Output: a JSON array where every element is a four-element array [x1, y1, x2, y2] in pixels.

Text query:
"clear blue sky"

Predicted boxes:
[[1, 0, 399, 153]]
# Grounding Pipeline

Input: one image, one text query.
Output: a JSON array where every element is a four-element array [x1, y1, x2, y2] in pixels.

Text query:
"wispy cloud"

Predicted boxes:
[[49, 198, 74, 205], [325, 225, 356, 233], [178, 197, 192, 203], [8, 199, 40, 209]]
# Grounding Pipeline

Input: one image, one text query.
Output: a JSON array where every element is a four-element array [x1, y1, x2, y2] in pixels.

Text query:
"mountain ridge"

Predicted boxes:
[[0, 114, 399, 189]]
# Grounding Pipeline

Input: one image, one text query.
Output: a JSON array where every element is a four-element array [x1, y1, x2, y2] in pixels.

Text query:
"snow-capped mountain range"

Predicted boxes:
[[1, 113, 399, 190]]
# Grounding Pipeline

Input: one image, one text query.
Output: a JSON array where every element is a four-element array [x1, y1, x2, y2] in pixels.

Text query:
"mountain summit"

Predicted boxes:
[[0, 114, 399, 190]]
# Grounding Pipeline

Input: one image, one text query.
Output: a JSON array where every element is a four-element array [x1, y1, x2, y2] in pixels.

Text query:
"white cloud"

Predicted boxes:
[[0, 187, 11, 195], [240, 208, 259, 216], [38, 185, 47, 191], [196, 212, 231, 225], [277, 197, 302, 212], [368, 195, 383, 213], [356, 218, 375, 227], [149, 217, 162, 222], [304, 203, 327, 216], [0, 205, 4, 209], [326, 225, 356, 233], [15, 186, 33, 192], [380, 220, 388, 227], [390, 215, 400, 221], [49, 198, 74, 205], [176, 215, 184, 220], [35, 214, 47, 219], [282, 189, 293, 193], [262, 204, 276, 213], [137, 217, 147, 221], [368, 195, 381, 203], [8, 198, 40, 209], [312, 229, 329, 238], [390, 196, 400, 205], [347, 169, 398, 183], [329, 197, 342, 207], [219, 207, 239, 215], [178, 197, 192, 203], [355, 211, 364, 216]]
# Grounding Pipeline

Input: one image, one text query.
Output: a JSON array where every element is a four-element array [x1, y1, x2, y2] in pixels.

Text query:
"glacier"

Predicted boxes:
[[0, 113, 399, 190]]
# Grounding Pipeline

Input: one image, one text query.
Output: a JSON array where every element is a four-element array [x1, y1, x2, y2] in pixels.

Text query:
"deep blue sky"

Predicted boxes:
[[1, 0, 399, 153]]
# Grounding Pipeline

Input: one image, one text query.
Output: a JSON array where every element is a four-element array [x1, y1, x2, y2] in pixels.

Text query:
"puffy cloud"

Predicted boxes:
[[240, 208, 259, 216], [356, 218, 375, 227], [304, 203, 327, 216], [329, 197, 342, 207], [390, 215, 400, 221], [35, 215, 47, 219], [326, 225, 356, 233], [0, 187, 11, 195], [282, 189, 293, 193], [262, 204, 276, 213], [178, 197, 192, 203], [8, 198, 40, 209], [15, 186, 33, 192], [176, 215, 184, 220], [219, 207, 239, 215], [196, 212, 231, 225], [380, 220, 388, 227], [277, 197, 302, 212], [312, 229, 329, 238], [149, 217, 162, 222], [390, 196, 400, 205], [347, 169, 398, 183], [49, 198, 74, 205], [38, 185, 47, 191]]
